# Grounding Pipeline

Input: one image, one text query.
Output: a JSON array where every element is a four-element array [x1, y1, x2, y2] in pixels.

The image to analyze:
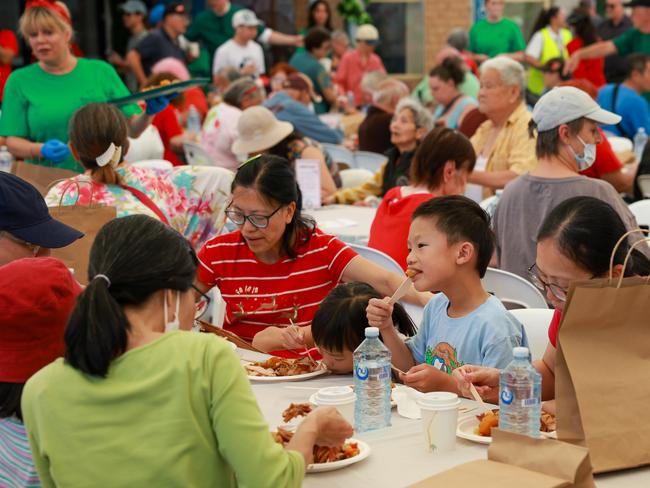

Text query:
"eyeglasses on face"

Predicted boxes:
[[527, 263, 569, 302], [225, 206, 283, 229], [191, 284, 211, 320]]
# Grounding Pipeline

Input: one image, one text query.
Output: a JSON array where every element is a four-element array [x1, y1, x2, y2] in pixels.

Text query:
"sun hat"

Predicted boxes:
[[232, 9, 261, 28], [152, 57, 190, 81], [0, 172, 83, 248], [0, 257, 83, 383], [531, 86, 621, 132], [355, 24, 379, 45], [283, 73, 323, 103], [119, 0, 147, 15], [232, 106, 294, 155]]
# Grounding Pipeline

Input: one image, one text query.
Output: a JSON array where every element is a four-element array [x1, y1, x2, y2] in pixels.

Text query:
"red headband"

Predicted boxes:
[[25, 0, 72, 26]]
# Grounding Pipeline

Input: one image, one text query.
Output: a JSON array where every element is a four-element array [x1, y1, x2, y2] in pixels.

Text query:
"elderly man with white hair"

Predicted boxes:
[[467, 56, 537, 200], [358, 78, 409, 153]]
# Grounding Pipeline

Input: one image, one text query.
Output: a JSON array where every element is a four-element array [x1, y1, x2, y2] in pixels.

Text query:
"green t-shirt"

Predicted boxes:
[[185, 5, 266, 61], [22, 332, 304, 488], [613, 28, 650, 105], [289, 50, 332, 114], [0, 58, 140, 172], [412, 71, 479, 105], [468, 18, 526, 58]]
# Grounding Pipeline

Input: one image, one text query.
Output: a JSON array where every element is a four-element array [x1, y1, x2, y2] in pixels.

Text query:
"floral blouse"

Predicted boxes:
[[45, 165, 232, 249]]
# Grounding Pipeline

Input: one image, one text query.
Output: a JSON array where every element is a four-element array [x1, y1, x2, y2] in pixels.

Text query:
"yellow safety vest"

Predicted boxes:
[[527, 27, 572, 96]]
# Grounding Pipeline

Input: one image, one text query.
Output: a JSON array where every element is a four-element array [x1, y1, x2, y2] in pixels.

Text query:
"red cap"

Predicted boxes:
[[0, 257, 82, 383]]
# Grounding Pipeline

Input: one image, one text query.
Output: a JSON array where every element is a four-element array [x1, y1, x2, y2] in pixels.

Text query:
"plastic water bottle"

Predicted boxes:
[[0, 145, 13, 173], [353, 327, 392, 432], [634, 127, 648, 162], [187, 105, 201, 135], [498, 347, 541, 437]]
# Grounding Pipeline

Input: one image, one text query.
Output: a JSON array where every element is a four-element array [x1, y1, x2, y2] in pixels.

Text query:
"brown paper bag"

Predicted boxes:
[[556, 235, 650, 473], [10, 160, 79, 196]]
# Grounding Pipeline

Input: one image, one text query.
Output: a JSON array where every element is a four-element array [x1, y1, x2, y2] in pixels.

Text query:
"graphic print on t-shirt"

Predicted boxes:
[[424, 342, 464, 375]]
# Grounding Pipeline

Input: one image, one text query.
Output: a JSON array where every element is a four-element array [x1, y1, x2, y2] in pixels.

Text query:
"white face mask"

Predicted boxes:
[[164, 290, 181, 332], [568, 135, 596, 171]]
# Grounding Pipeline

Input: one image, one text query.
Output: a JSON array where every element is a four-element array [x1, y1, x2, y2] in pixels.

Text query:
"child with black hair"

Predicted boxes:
[[367, 195, 527, 393], [311, 282, 416, 374]]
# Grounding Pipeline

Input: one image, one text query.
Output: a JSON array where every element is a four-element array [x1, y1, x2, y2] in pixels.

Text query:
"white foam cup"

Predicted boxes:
[[313, 386, 356, 426], [416, 392, 461, 453]]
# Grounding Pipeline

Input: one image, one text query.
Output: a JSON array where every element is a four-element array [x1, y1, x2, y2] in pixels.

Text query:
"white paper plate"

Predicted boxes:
[[309, 390, 396, 408], [247, 364, 328, 382], [456, 416, 557, 444], [307, 439, 370, 473]]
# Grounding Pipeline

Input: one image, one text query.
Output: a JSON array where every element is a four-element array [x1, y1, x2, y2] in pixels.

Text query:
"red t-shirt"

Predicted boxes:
[[0, 30, 18, 102], [567, 38, 605, 88], [547, 308, 562, 348], [152, 105, 184, 166], [580, 127, 623, 179], [197, 229, 358, 340], [368, 187, 434, 270]]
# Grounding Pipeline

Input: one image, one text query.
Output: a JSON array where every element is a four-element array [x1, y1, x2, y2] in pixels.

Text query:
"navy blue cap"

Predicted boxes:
[[0, 173, 83, 248]]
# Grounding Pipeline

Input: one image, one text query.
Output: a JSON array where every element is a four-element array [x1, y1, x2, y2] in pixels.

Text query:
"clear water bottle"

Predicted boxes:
[[634, 127, 647, 162], [499, 347, 541, 437], [0, 145, 14, 173], [187, 105, 201, 135], [353, 327, 392, 432]]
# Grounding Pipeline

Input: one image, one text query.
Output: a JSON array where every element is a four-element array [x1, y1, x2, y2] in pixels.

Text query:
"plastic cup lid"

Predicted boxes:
[[315, 386, 356, 405], [416, 391, 460, 409]]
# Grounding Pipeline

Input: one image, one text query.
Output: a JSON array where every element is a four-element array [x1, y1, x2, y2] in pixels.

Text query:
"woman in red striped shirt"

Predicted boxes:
[[195, 155, 429, 355]]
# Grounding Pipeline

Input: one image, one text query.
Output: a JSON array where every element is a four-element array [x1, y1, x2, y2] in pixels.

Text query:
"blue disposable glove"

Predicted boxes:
[[40, 139, 70, 163], [145, 93, 178, 115]]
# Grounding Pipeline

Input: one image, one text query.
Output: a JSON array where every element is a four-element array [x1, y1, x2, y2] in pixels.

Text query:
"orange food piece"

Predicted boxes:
[[476, 410, 499, 437]]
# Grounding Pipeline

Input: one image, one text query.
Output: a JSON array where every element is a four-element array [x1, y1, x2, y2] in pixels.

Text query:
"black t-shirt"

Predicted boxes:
[[135, 28, 185, 76], [381, 146, 415, 196], [597, 16, 634, 83]]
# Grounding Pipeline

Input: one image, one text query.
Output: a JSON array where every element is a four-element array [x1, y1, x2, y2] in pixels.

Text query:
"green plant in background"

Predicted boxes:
[[337, 0, 372, 25]]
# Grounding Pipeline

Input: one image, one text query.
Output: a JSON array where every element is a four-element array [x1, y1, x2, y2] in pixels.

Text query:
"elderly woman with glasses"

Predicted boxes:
[[195, 155, 430, 355], [452, 196, 650, 412]]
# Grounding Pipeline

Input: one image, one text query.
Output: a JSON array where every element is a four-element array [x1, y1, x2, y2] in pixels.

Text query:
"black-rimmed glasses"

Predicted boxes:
[[225, 206, 283, 229], [191, 284, 211, 320]]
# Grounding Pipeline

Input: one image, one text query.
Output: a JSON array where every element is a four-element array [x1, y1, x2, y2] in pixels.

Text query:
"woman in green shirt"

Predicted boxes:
[[0, 4, 171, 172], [21, 214, 352, 488]]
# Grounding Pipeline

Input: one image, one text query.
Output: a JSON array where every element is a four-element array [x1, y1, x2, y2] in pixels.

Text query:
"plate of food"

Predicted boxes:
[[244, 356, 328, 382], [107, 78, 211, 106], [456, 409, 557, 444]]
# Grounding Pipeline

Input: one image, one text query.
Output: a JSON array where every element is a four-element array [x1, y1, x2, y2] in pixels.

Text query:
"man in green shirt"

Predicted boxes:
[[468, 0, 526, 62], [185, 0, 302, 65], [289, 28, 337, 114]]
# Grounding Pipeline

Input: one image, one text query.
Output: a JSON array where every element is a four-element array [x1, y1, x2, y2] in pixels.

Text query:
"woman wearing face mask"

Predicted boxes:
[[492, 86, 648, 281], [454, 196, 650, 409], [20, 214, 353, 487]]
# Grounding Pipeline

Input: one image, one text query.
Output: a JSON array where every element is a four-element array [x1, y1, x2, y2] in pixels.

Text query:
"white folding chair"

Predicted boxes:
[[348, 243, 424, 326], [629, 199, 650, 227], [321, 143, 356, 168], [354, 150, 387, 173], [339, 168, 374, 189], [638, 175, 650, 199], [183, 141, 214, 166], [481, 267, 548, 309], [509, 308, 554, 361], [131, 159, 173, 171]]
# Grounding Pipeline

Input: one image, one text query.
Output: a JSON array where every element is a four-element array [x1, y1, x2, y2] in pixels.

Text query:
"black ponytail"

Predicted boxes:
[[64, 215, 197, 377], [429, 56, 466, 87], [529, 7, 560, 41]]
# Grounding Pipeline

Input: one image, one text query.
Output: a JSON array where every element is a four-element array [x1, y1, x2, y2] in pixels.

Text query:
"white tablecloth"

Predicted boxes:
[[306, 205, 376, 245], [251, 374, 649, 487]]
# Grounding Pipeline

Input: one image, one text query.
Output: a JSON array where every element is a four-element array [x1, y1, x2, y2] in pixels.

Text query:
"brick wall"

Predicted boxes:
[[423, 0, 473, 73]]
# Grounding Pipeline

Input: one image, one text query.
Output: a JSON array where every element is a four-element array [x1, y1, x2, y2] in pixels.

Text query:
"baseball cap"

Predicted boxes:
[[624, 0, 650, 7], [532, 86, 621, 132], [119, 0, 147, 15], [355, 24, 379, 45], [163, 2, 186, 17], [0, 172, 83, 248], [148, 3, 165, 24], [0, 257, 83, 383], [232, 9, 260, 28], [282, 73, 322, 103]]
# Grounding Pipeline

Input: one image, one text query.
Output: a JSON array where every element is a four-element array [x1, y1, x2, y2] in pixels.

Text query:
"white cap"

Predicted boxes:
[[513, 347, 530, 358], [365, 326, 379, 338], [232, 9, 260, 28], [355, 24, 379, 44], [532, 86, 621, 132]]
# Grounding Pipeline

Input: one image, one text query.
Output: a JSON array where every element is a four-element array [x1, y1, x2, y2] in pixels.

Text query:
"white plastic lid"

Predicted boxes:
[[365, 326, 379, 338], [416, 391, 461, 410], [513, 347, 530, 358], [314, 386, 356, 405]]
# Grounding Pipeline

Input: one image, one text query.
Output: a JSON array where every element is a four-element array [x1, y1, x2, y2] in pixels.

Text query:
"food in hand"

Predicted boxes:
[[282, 403, 312, 422], [245, 356, 323, 377], [475, 409, 557, 437], [272, 426, 360, 464]]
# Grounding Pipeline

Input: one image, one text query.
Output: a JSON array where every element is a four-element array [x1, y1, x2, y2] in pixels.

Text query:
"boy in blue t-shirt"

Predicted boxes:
[[367, 196, 527, 393]]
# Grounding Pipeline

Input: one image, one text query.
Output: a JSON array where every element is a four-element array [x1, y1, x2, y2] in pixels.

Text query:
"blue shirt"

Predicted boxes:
[[597, 83, 650, 138], [407, 294, 527, 374], [264, 92, 343, 144]]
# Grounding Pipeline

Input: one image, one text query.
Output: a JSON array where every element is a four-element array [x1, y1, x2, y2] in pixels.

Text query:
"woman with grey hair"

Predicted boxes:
[[201, 78, 264, 170], [326, 97, 433, 204], [467, 56, 537, 200]]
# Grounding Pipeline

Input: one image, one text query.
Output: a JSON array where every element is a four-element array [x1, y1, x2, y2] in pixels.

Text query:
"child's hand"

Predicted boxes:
[[279, 326, 306, 350], [366, 297, 394, 331], [399, 364, 445, 392]]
